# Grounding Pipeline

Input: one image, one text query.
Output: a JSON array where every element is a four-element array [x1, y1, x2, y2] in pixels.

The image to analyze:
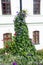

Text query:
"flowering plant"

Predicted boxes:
[[0, 10, 42, 65]]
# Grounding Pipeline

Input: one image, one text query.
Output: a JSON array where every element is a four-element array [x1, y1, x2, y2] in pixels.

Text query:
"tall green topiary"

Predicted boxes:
[[0, 10, 42, 65], [14, 10, 41, 65]]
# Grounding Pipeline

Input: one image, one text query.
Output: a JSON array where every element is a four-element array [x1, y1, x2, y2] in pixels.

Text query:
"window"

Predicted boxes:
[[3, 33, 12, 43], [1, 0, 11, 15], [33, 31, 39, 44], [33, 0, 40, 14]]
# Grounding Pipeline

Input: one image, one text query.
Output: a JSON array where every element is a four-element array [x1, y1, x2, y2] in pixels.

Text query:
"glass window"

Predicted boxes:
[[33, 0, 40, 14], [1, 0, 11, 15], [33, 31, 39, 44]]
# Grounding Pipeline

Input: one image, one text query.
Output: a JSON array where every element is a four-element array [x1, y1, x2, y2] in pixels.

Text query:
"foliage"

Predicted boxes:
[[37, 50, 43, 59], [0, 49, 5, 54], [0, 10, 42, 65], [13, 10, 41, 65]]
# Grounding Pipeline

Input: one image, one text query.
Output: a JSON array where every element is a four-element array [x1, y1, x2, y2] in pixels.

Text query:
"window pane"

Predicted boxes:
[[33, 31, 39, 44], [33, 0, 40, 14], [2, 3, 6, 7], [34, 0, 40, 2], [3, 33, 12, 43], [6, 3, 10, 9], [2, 0, 5, 2], [36, 31, 39, 44], [33, 31, 36, 44], [3, 7, 6, 11], [6, 0, 10, 2], [1, 0, 11, 15], [3, 11, 6, 14]]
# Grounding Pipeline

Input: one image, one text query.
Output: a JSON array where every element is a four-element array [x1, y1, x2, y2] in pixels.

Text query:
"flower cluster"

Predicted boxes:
[[13, 62, 17, 65]]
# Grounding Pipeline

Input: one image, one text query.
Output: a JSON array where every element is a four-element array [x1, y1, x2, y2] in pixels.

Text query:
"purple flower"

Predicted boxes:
[[39, 63, 42, 65], [16, 11, 19, 15], [16, 11, 18, 13], [13, 62, 17, 65]]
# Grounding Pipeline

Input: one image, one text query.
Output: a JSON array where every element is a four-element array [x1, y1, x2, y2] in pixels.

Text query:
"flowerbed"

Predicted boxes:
[[0, 52, 43, 65]]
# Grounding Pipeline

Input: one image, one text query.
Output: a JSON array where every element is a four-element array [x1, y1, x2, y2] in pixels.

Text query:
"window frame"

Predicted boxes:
[[33, 31, 39, 44], [33, 0, 40, 14], [1, 0, 11, 15]]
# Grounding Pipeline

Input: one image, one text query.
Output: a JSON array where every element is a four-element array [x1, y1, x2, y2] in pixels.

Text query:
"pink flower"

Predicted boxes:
[[14, 33, 16, 36]]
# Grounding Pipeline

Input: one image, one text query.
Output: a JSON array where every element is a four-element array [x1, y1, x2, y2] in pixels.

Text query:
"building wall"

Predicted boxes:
[[0, 0, 42, 15], [0, 0, 43, 50], [27, 24, 43, 50]]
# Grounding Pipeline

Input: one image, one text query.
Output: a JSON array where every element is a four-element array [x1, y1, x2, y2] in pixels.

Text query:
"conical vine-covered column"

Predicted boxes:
[[14, 10, 40, 65]]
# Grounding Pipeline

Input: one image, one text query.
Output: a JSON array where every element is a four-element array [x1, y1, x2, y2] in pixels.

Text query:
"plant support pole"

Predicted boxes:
[[20, 0, 22, 11]]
